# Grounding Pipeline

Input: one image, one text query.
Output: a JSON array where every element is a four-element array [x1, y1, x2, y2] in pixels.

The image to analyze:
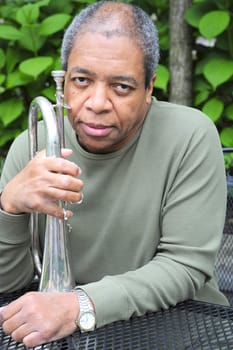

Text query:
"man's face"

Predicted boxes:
[[64, 32, 155, 153]]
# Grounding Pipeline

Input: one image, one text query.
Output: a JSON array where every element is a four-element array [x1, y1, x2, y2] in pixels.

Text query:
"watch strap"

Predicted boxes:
[[73, 288, 96, 332]]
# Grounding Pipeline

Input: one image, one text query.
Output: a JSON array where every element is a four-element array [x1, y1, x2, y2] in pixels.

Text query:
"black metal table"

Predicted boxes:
[[1, 284, 233, 349]]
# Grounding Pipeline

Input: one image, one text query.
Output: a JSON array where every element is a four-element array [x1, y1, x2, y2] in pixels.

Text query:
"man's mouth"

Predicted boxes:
[[79, 122, 113, 137]]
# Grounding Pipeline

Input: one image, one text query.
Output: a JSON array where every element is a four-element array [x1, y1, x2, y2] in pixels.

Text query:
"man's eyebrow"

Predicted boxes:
[[71, 67, 95, 76], [111, 75, 138, 86]]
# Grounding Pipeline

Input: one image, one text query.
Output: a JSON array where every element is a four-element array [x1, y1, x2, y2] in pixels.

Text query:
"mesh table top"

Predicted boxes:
[[1, 283, 233, 349]]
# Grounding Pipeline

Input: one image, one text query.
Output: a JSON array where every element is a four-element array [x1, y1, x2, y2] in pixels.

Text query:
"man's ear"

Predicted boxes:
[[146, 74, 156, 104]]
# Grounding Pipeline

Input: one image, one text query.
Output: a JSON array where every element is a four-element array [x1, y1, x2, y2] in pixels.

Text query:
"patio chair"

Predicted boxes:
[[215, 148, 233, 305]]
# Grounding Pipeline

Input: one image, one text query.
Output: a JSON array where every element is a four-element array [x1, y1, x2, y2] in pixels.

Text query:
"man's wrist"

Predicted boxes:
[[0, 192, 25, 215], [72, 288, 96, 332]]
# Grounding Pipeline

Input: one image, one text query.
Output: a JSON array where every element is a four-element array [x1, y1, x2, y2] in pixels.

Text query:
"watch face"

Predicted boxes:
[[79, 312, 96, 331]]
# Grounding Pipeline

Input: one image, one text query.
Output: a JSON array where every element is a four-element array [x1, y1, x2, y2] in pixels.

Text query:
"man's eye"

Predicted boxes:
[[115, 84, 133, 94], [74, 77, 89, 85]]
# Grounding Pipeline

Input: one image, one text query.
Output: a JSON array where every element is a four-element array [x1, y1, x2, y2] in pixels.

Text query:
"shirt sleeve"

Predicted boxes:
[[0, 210, 34, 292], [0, 131, 34, 292]]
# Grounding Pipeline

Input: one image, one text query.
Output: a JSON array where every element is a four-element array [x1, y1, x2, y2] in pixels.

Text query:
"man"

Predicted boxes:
[[0, 1, 228, 347]]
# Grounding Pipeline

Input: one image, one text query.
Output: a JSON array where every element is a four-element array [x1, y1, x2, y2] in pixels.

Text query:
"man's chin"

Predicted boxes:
[[77, 137, 112, 154]]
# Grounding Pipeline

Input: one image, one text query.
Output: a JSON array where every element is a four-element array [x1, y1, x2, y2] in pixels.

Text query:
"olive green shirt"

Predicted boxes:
[[0, 98, 228, 328]]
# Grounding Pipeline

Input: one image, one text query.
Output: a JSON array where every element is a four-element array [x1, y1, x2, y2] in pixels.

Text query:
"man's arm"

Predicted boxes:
[[81, 121, 228, 327], [0, 128, 83, 291]]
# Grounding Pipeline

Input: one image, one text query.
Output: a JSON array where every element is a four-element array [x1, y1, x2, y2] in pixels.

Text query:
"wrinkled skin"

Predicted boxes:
[[0, 292, 78, 348]]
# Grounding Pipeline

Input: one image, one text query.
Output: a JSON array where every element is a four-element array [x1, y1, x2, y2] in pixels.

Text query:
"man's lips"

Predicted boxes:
[[79, 122, 113, 137]]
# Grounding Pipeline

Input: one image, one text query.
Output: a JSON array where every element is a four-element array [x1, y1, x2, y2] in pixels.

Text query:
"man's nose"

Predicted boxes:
[[85, 83, 112, 113]]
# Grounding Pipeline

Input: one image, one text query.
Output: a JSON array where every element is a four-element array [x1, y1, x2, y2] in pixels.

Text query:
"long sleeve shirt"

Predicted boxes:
[[0, 97, 228, 327]]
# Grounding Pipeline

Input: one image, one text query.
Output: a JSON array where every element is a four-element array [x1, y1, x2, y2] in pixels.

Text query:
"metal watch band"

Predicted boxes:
[[73, 288, 96, 332], [76, 289, 93, 311]]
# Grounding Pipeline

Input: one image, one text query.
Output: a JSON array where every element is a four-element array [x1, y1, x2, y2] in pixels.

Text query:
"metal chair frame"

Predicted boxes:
[[215, 148, 233, 305]]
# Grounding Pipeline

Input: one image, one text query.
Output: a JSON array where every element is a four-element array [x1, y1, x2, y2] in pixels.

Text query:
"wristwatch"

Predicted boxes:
[[73, 288, 96, 332]]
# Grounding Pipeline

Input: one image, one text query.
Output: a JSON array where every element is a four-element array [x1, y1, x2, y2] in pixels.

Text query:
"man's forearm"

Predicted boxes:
[[0, 210, 34, 292]]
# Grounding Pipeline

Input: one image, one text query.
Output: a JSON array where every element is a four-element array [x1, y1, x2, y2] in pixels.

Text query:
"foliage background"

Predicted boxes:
[[0, 0, 233, 170]]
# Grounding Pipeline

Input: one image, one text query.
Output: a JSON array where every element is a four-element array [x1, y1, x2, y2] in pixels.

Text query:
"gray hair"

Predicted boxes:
[[61, 1, 159, 88]]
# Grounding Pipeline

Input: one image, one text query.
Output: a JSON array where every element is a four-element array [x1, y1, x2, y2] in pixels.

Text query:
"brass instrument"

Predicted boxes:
[[28, 71, 75, 292]]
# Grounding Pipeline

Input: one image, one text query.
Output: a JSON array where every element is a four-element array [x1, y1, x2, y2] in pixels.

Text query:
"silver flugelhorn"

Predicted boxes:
[[28, 70, 75, 292]]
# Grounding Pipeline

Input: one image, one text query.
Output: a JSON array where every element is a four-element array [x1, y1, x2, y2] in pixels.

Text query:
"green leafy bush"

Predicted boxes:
[[0, 0, 232, 170], [0, 0, 74, 160], [185, 0, 233, 147]]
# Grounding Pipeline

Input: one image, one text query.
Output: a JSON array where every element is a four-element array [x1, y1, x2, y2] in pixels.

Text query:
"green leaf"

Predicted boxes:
[[0, 74, 5, 85], [158, 35, 169, 51], [39, 14, 71, 36], [195, 57, 209, 75], [42, 86, 56, 103], [19, 56, 53, 79], [152, 0, 168, 9], [16, 4, 40, 25], [36, 0, 50, 7], [203, 58, 233, 89], [157, 21, 168, 35], [194, 90, 210, 106], [6, 48, 22, 73], [0, 98, 24, 127], [46, 0, 73, 13], [0, 49, 5, 69], [184, 2, 214, 28], [199, 11, 230, 39], [6, 71, 33, 89], [0, 25, 22, 40], [220, 127, 233, 147], [154, 64, 169, 92], [202, 97, 224, 122], [18, 25, 45, 54], [53, 56, 62, 71], [194, 77, 211, 92], [225, 104, 233, 121]]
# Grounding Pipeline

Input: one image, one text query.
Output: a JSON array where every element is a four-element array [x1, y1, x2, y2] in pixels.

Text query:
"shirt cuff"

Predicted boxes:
[[80, 276, 132, 328], [0, 210, 29, 243]]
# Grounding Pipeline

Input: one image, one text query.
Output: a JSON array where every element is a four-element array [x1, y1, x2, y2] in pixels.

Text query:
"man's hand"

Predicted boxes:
[[1, 148, 84, 219], [0, 291, 79, 347]]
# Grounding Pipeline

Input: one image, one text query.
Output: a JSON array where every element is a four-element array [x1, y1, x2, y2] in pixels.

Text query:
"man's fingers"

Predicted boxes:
[[33, 156, 81, 178], [11, 323, 33, 344], [28, 201, 73, 220], [1, 292, 78, 348], [22, 332, 46, 349], [35, 148, 73, 160]]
